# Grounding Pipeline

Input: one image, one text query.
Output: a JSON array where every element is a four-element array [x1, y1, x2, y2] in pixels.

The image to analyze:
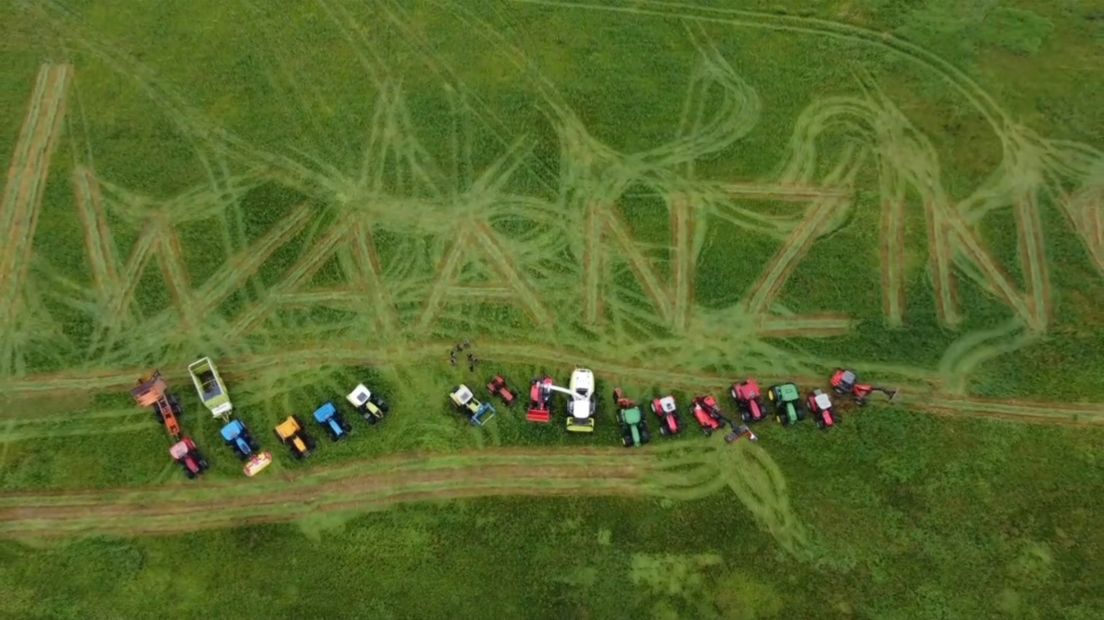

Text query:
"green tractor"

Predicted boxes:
[[767, 382, 804, 426], [613, 388, 650, 447]]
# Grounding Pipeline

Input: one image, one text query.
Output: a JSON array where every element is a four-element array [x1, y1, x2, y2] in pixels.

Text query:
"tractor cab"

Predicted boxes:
[[564, 369, 596, 433], [275, 416, 314, 458], [691, 395, 726, 434], [169, 437, 208, 479], [313, 402, 351, 441], [651, 395, 682, 436], [731, 378, 767, 423], [612, 387, 650, 448], [807, 389, 836, 430], [220, 419, 257, 459], [768, 383, 804, 426], [346, 383, 388, 424], [831, 369, 857, 395]]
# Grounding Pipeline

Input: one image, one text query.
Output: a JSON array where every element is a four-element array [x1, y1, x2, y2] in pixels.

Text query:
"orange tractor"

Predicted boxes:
[[131, 371, 183, 439]]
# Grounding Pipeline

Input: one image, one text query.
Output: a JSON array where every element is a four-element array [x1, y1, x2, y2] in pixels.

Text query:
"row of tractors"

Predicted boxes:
[[449, 368, 897, 447], [130, 357, 390, 479]]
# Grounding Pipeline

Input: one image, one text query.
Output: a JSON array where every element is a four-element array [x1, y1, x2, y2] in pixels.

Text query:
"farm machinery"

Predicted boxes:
[[831, 369, 898, 405], [767, 383, 804, 426], [487, 375, 518, 407], [541, 369, 597, 433], [187, 357, 233, 419], [313, 402, 352, 441], [275, 416, 315, 458], [527, 376, 554, 423], [806, 389, 837, 430], [650, 395, 683, 436], [221, 420, 271, 476], [131, 371, 183, 439], [730, 379, 767, 423], [612, 388, 650, 447], [346, 383, 389, 424], [169, 437, 208, 479], [691, 395, 759, 443], [450, 384, 496, 426], [220, 419, 259, 459]]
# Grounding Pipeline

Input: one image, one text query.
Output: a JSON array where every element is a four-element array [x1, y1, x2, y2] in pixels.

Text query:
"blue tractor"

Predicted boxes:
[[313, 402, 352, 441], [220, 419, 258, 460]]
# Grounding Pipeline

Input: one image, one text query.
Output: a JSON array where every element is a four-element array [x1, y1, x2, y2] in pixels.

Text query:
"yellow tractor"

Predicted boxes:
[[274, 416, 315, 459]]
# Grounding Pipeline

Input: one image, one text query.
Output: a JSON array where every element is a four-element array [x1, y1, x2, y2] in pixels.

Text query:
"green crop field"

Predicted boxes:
[[1, 0, 1103, 617]]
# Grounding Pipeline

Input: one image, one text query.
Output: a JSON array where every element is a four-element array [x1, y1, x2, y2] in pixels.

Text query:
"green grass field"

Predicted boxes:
[[1, 0, 1103, 617]]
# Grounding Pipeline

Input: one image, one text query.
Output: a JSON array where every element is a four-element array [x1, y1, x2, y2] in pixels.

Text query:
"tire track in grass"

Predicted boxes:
[[0, 64, 72, 370], [601, 206, 674, 323], [229, 218, 350, 338], [72, 165, 122, 301], [744, 197, 845, 315], [417, 226, 472, 329], [471, 221, 551, 325], [582, 201, 605, 325], [878, 167, 907, 327], [669, 192, 695, 332], [0, 449, 651, 537], [925, 200, 960, 327], [1013, 191, 1052, 327], [756, 314, 852, 338]]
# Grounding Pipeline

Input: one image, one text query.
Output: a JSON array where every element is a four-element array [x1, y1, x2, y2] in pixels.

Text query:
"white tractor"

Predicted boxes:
[[542, 368, 597, 433]]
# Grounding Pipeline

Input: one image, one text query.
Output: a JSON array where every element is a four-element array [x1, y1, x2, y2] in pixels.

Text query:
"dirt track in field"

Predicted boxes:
[[0, 447, 652, 538]]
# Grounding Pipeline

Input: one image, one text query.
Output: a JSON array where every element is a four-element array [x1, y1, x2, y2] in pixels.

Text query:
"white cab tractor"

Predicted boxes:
[[543, 368, 597, 433]]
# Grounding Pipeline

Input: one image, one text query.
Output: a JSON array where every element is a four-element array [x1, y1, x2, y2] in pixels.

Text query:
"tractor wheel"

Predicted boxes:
[[622, 436, 632, 447], [169, 395, 182, 416], [185, 469, 196, 479], [152, 407, 163, 422]]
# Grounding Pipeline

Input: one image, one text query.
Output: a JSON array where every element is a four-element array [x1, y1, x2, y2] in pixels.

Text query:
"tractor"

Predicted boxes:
[[313, 402, 352, 441], [730, 379, 767, 424], [169, 437, 208, 479], [612, 388, 650, 447], [830, 369, 898, 406], [650, 395, 682, 436], [131, 371, 182, 439], [220, 419, 259, 460], [690, 395, 728, 436], [542, 369, 597, 433], [767, 383, 804, 426], [449, 384, 496, 426], [346, 383, 389, 424], [187, 357, 233, 420], [527, 376, 554, 423], [487, 375, 517, 407], [806, 389, 837, 430], [275, 416, 314, 458]]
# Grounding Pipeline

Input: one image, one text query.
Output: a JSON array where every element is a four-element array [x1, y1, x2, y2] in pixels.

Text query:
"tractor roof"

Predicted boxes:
[[346, 384, 371, 407], [453, 385, 474, 402], [276, 416, 301, 437], [622, 407, 642, 424], [814, 392, 832, 409], [313, 402, 337, 423], [656, 396, 677, 412], [777, 384, 800, 400], [219, 419, 244, 441], [169, 439, 191, 459]]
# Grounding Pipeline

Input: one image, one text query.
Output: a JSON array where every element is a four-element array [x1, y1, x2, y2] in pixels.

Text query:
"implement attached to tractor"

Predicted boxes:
[[187, 357, 233, 420], [131, 370, 183, 440]]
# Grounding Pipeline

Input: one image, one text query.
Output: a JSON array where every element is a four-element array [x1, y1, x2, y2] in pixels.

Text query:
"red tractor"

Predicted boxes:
[[806, 389, 837, 430], [690, 395, 727, 436], [131, 371, 182, 439], [527, 376, 554, 423], [830, 369, 898, 406], [730, 379, 767, 423], [169, 437, 208, 479], [487, 375, 517, 407], [650, 395, 682, 436]]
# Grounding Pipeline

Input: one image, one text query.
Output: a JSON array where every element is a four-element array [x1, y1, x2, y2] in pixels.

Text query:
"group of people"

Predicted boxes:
[[448, 341, 479, 372]]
